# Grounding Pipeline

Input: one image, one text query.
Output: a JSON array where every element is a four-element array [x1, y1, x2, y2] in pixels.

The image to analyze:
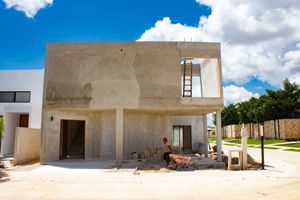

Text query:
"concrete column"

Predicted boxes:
[[216, 110, 222, 162], [116, 108, 124, 164], [203, 115, 208, 157], [241, 124, 248, 170]]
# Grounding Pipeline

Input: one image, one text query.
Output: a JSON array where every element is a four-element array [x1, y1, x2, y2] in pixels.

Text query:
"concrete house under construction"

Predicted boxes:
[[40, 42, 224, 163]]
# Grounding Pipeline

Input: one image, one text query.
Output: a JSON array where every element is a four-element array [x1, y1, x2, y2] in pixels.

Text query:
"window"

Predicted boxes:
[[0, 92, 15, 102], [15, 92, 31, 102], [0, 91, 31, 103], [173, 126, 192, 151]]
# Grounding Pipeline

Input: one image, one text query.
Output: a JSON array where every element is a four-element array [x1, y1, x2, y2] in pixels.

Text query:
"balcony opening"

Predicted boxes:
[[181, 58, 220, 98]]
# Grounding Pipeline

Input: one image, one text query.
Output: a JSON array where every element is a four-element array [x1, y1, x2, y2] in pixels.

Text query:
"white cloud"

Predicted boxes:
[[2, 0, 53, 18], [139, 17, 203, 42], [223, 85, 259, 105], [138, 0, 300, 86]]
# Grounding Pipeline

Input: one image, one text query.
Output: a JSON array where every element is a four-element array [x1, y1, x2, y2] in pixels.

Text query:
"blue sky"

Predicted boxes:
[[1, 0, 298, 104], [0, 0, 210, 69]]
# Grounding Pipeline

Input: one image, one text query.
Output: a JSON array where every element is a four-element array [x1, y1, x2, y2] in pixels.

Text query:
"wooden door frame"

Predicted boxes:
[[60, 120, 68, 160]]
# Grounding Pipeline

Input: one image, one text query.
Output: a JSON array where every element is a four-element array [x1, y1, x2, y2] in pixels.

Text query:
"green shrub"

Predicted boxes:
[[211, 129, 216, 135]]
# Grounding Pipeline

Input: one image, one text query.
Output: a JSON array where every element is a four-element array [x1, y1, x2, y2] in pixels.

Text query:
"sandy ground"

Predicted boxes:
[[1, 147, 300, 200]]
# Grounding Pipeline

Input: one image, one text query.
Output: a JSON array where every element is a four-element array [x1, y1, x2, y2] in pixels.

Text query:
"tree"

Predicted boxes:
[[263, 79, 300, 120], [221, 78, 300, 127], [221, 104, 239, 126], [237, 101, 252, 124]]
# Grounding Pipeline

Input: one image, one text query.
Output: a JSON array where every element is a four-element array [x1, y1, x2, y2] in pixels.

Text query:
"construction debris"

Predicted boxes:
[[144, 148, 163, 163], [169, 154, 191, 169], [0, 171, 10, 182]]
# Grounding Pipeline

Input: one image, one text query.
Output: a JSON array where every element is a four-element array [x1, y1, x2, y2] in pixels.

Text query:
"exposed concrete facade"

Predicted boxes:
[[41, 42, 223, 163]]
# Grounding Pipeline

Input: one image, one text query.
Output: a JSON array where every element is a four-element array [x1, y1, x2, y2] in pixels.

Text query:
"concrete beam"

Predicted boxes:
[[116, 108, 124, 164], [216, 110, 222, 162]]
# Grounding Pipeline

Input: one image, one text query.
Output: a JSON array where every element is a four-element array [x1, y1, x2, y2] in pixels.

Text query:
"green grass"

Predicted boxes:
[[208, 137, 236, 143], [264, 147, 280, 150], [275, 143, 300, 148], [253, 146, 279, 150], [225, 138, 286, 145], [284, 148, 300, 152]]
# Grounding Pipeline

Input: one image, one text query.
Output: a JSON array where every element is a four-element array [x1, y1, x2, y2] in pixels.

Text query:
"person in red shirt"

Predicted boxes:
[[162, 137, 171, 165]]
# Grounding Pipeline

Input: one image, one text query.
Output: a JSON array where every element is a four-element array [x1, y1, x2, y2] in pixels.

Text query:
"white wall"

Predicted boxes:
[[2, 113, 19, 155], [0, 70, 44, 156]]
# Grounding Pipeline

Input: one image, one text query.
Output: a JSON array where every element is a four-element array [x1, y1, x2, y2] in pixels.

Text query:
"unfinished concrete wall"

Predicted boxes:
[[40, 109, 117, 163], [44, 42, 223, 113], [14, 127, 40, 165], [201, 59, 220, 97], [41, 42, 223, 162], [123, 112, 172, 159]]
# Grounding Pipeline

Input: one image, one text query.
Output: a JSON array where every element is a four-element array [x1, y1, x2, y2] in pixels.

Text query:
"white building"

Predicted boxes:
[[0, 70, 44, 157]]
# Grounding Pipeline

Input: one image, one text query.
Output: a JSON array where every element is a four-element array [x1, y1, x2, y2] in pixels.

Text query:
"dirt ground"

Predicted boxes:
[[1, 147, 300, 200]]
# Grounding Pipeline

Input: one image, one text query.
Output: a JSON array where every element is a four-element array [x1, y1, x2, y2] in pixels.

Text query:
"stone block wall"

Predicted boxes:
[[222, 119, 300, 140], [222, 124, 242, 138], [281, 119, 300, 140]]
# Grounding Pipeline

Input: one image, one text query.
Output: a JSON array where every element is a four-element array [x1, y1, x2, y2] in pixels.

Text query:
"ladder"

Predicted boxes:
[[183, 59, 193, 97]]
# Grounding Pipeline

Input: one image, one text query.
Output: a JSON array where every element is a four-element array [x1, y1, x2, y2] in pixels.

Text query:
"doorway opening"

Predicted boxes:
[[60, 120, 85, 160], [19, 114, 29, 127], [172, 125, 192, 152], [0, 113, 29, 157]]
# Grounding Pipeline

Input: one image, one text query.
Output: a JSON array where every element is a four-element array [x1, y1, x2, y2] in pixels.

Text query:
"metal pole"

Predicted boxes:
[[261, 135, 264, 170], [259, 125, 265, 170], [260, 124, 265, 170]]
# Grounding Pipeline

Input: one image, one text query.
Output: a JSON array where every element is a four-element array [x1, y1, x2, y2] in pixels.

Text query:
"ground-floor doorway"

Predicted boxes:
[[0, 113, 29, 157], [60, 120, 85, 160], [19, 114, 29, 128], [173, 125, 192, 152]]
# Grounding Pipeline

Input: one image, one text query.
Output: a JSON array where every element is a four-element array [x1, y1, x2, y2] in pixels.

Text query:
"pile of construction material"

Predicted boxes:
[[144, 148, 163, 163], [0, 161, 10, 182], [209, 144, 261, 170], [169, 154, 191, 169]]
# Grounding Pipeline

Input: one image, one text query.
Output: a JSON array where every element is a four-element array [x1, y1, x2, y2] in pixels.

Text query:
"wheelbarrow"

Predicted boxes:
[[169, 154, 191, 169]]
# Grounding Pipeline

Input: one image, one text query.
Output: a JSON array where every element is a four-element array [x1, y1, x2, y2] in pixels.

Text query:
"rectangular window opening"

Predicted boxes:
[[181, 58, 202, 98], [0, 91, 31, 103], [180, 58, 220, 98]]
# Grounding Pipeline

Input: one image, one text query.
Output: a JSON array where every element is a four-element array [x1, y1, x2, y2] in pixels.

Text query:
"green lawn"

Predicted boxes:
[[275, 142, 300, 148], [254, 146, 280, 150], [209, 137, 288, 146], [209, 137, 235, 143], [284, 148, 300, 152], [224, 138, 286, 145]]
